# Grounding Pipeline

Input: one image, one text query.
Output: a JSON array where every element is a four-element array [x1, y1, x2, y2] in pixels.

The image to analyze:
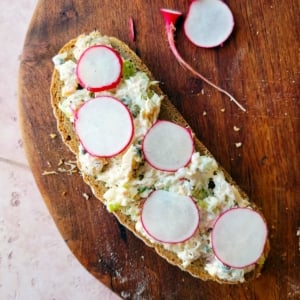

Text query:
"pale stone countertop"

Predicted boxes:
[[0, 1, 120, 299]]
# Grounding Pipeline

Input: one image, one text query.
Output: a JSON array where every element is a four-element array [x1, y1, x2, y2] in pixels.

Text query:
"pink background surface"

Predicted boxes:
[[0, 1, 120, 299]]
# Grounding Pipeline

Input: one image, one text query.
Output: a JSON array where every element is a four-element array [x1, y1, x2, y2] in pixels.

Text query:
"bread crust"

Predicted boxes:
[[50, 33, 269, 283]]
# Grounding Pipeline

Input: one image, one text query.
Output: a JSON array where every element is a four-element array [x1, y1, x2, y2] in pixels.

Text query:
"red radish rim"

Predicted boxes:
[[74, 96, 134, 158], [184, 0, 235, 48], [211, 207, 268, 269], [141, 190, 200, 244], [142, 120, 194, 172], [75, 45, 123, 92]]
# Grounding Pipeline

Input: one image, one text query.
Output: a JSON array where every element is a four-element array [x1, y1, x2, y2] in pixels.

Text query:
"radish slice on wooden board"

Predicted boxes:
[[129, 17, 135, 42], [142, 120, 194, 172], [75, 96, 134, 157], [212, 208, 268, 268], [184, 0, 234, 48], [76, 45, 122, 92], [141, 190, 200, 243]]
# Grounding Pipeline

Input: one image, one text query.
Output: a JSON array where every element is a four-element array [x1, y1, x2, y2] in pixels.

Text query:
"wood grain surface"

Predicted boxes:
[[18, 0, 299, 299]]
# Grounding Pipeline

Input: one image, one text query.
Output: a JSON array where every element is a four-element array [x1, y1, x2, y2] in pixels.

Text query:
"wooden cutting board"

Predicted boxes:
[[19, 0, 299, 299]]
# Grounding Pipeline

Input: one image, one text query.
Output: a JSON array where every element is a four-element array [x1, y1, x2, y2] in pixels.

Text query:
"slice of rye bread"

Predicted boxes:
[[50, 34, 270, 283]]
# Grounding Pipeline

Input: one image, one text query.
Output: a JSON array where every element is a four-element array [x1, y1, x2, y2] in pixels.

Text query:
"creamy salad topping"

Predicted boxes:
[[52, 31, 261, 282]]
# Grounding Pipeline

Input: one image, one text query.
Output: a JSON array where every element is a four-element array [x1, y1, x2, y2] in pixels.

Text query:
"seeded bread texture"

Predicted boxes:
[[50, 34, 269, 283]]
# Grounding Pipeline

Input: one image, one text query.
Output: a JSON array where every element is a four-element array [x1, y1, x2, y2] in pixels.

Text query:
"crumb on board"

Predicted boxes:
[[49, 133, 57, 139], [235, 142, 243, 148], [57, 159, 64, 167], [281, 252, 287, 259], [42, 159, 78, 176], [233, 126, 240, 132], [57, 160, 78, 175], [42, 170, 57, 176], [82, 192, 90, 200], [220, 108, 225, 112], [203, 111, 207, 116]]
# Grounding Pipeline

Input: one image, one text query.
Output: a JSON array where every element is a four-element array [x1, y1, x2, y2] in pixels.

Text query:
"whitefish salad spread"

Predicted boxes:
[[52, 31, 266, 282]]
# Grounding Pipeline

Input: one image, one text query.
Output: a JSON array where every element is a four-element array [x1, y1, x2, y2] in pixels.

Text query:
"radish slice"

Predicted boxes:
[[212, 208, 268, 268], [142, 120, 194, 172], [141, 190, 199, 243], [184, 0, 234, 48], [129, 17, 135, 41], [76, 45, 122, 92], [75, 96, 134, 157]]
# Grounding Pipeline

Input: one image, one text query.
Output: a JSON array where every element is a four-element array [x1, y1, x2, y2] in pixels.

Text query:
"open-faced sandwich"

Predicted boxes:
[[50, 31, 269, 284]]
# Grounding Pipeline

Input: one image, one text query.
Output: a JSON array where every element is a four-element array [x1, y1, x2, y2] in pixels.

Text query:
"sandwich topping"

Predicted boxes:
[[52, 31, 266, 282]]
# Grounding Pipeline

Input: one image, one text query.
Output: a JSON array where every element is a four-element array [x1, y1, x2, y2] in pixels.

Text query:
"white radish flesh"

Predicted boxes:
[[184, 0, 234, 48], [141, 190, 199, 243], [75, 96, 134, 157], [76, 45, 122, 92], [142, 120, 194, 172], [212, 208, 268, 268]]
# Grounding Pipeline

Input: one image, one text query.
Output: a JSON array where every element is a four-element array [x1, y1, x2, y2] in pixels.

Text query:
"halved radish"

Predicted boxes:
[[160, 7, 246, 112], [141, 190, 199, 243], [212, 208, 268, 268], [142, 120, 194, 172], [75, 96, 134, 157], [184, 0, 234, 48], [76, 45, 122, 92]]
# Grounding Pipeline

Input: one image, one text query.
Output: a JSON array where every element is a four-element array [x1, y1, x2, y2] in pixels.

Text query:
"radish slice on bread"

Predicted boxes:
[[75, 96, 134, 157], [184, 0, 234, 48], [141, 190, 200, 244], [76, 45, 122, 92], [142, 120, 194, 172], [212, 208, 268, 268]]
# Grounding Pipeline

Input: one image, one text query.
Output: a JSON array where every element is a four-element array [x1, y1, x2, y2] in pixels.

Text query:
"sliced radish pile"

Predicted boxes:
[[76, 45, 122, 92], [142, 121, 194, 172], [212, 208, 268, 268], [141, 190, 199, 243], [184, 0, 234, 48], [75, 96, 134, 157]]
